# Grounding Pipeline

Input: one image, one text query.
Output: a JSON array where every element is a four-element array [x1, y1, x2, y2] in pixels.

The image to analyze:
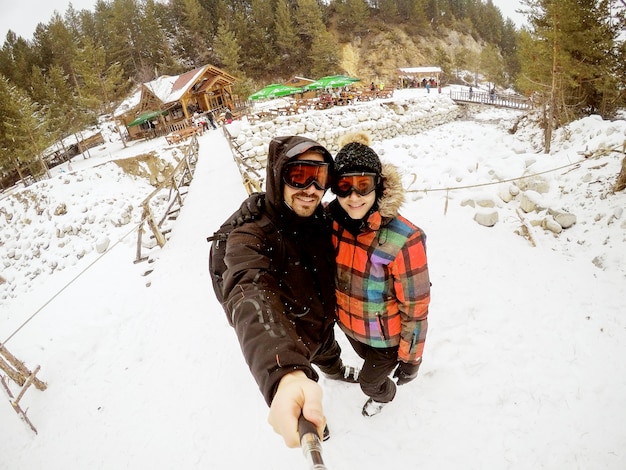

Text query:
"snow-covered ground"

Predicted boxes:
[[1, 88, 625, 469]]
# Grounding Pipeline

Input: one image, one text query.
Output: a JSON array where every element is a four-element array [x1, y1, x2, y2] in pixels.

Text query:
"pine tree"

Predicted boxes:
[[479, 44, 504, 89], [169, 0, 212, 66], [335, 0, 370, 36], [452, 46, 469, 80], [33, 13, 81, 91], [0, 33, 38, 91], [377, 0, 399, 23], [236, 0, 279, 77], [500, 18, 520, 85], [214, 19, 242, 76], [0, 75, 50, 182], [74, 38, 130, 115], [100, 0, 174, 81], [518, 0, 622, 151], [295, 0, 327, 44], [139, 0, 178, 77], [406, 0, 428, 29], [41, 65, 94, 158], [435, 46, 452, 79], [274, 0, 302, 70], [295, 0, 339, 76], [310, 29, 340, 77]]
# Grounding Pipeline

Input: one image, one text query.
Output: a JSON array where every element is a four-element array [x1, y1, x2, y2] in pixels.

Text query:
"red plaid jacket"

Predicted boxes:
[[330, 164, 430, 364]]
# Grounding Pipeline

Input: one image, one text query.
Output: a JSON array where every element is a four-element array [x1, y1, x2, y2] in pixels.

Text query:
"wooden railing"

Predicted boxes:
[[0, 343, 46, 434], [166, 118, 194, 133], [222, 126, 264, 195], [134, 134, 200, 263], [450, 90, 532, 109]]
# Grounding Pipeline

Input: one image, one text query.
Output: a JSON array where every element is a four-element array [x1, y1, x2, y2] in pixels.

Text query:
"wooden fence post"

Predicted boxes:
[[0, 344, 46, 434]]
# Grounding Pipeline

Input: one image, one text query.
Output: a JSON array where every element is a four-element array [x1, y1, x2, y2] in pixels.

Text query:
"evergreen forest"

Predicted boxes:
[[0, 0, 625, 184]]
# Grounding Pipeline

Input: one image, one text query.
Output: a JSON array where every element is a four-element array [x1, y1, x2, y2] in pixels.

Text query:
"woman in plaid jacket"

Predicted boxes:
[[328, 131, 431, 417]]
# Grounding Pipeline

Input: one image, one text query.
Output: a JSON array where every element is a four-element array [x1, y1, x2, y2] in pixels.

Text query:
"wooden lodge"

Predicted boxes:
[[116, 64, 237, 141], [397, 66, 442, 88], [284, 76, 317, 100]]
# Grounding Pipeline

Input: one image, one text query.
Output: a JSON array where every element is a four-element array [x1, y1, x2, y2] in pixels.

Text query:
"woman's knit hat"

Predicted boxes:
[[334, 131, 381, 176]]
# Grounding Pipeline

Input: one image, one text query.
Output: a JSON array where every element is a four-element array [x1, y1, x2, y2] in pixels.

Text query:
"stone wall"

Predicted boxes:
[[230, 96, 463, 177]]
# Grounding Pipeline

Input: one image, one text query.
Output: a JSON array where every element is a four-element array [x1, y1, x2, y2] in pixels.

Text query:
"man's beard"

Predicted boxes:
[[286, 191, 320, 217]]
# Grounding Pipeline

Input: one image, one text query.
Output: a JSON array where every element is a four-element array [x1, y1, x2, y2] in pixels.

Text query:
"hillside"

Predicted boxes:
[[337, 26, 484, 86]]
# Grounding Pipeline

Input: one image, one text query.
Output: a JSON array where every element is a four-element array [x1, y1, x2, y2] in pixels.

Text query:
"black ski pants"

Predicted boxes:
[[347, 336, 398, 403]]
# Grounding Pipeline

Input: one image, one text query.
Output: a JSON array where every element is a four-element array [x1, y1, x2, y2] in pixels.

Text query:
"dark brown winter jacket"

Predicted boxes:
[[220, 136, 336, 405]]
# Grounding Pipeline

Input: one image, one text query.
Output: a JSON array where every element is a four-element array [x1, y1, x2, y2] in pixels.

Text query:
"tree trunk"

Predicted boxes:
[[615, 156, 626, 192], [10, 156, 25, 182], [545, 3, 560, 154]]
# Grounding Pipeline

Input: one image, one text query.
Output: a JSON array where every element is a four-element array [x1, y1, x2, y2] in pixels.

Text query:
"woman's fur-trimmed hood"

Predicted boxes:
[[378, 162, 405, 220]]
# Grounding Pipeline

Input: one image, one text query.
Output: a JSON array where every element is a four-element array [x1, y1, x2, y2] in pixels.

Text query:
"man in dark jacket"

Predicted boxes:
[[219, 136, 358, 447]]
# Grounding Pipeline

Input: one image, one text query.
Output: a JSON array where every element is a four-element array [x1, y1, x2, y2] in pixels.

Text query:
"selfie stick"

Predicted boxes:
[[298, 415, 328, 470]]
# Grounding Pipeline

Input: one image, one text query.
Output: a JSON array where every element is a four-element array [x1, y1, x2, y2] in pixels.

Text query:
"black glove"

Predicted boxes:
[[393, 360, 421, 386], [232, 193, 265, 226]]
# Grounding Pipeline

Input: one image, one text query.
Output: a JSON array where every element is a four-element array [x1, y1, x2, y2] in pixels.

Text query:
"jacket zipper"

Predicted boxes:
[[410, 326, 419, 352], [377, 314, 388, 340]]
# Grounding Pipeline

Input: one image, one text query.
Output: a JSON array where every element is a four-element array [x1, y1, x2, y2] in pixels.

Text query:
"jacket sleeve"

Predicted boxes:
[[393, 229, 430, 364], [221, 226, 318, 405]]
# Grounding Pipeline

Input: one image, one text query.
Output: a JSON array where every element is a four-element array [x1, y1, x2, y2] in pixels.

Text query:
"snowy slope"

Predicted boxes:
[[1, 88, 625, 469]]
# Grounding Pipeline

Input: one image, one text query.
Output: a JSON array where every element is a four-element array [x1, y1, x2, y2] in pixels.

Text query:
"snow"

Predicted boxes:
[[1, 88, 625, 469]]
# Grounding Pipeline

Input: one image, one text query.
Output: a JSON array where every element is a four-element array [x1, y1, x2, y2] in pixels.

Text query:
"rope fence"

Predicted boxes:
[[404, 146, 623, 194], [2, 136, 200, 345]]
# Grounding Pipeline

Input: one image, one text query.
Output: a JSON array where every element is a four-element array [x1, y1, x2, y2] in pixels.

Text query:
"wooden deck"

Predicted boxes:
[[450, 90, 532, 110], [164, 126, 202, 145]]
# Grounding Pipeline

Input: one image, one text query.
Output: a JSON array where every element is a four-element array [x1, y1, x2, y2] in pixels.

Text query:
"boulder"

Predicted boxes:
[[96, 236, 110, 254], [542, 216, 563, 234], [519, 190, 544, 213], [548, 209, 577, 229], [54, 203, 68, 216], [474, 209, 499, 227], [498, 186, 513, 203]]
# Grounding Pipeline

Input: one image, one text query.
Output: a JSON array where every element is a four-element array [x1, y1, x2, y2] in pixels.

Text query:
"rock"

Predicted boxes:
[[239, 141, 253, 152], [548, 209, 577, 229], [518, 174, 550, 194], [54, 203, 68, 216], [96, 236, 110, 254], [476, 197, 496, 208], [498, 186, 513, 203], [519, 190, 543, 213], [542, 216, 563, 234], [519, 193, 537, 213], [474, 209, 499, 227]]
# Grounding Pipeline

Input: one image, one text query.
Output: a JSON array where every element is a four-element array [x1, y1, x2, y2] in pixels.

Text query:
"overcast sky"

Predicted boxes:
[[0, 0, 98, 40], [0, 0, 526, 44]]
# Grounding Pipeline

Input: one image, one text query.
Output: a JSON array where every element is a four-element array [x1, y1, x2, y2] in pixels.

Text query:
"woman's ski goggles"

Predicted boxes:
[[332, 172, 378, 197], [282, 160, 330, 190]]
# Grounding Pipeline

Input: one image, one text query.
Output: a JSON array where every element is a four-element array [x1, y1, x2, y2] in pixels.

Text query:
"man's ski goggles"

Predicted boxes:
[[282, 161, 330, 190], [332, 172, 378, 197]]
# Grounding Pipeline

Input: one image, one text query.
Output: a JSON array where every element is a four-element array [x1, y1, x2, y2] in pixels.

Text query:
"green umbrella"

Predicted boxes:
[[248, 83, 303, 100], [303, 75, 361, 91], [127, 110, 167, 127]]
